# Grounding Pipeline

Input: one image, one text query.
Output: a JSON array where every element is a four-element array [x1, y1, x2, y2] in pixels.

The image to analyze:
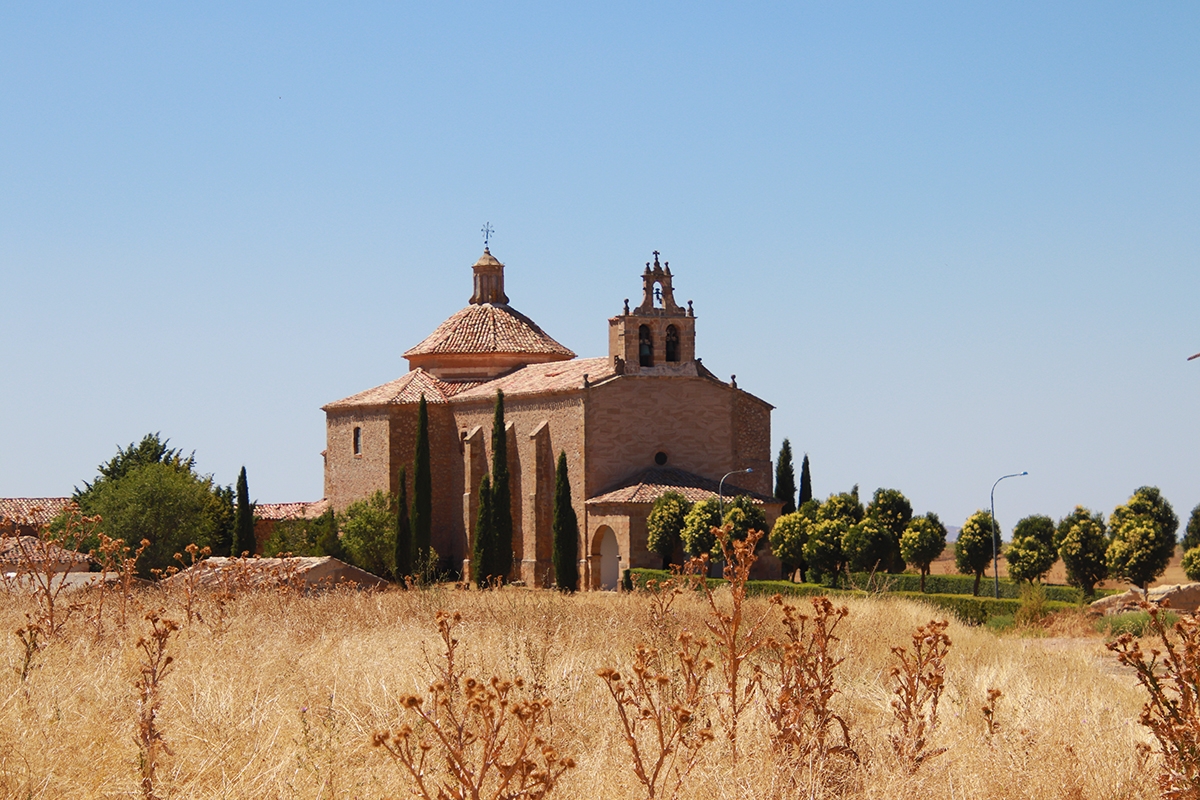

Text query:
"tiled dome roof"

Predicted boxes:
[[403, 303, 575, 359]]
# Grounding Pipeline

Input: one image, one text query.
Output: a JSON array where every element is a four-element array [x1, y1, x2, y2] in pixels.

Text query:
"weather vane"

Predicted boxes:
[[482, 222, 494, 248]]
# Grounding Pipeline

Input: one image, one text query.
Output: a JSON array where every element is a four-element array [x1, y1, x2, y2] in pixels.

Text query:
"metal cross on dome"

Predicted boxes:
[[481, 222, 494, 247]]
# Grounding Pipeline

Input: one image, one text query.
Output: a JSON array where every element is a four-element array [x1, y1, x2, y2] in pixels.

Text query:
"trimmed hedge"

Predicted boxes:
[[628, 568, 1077, 625], [841, 572, 1113, 603]]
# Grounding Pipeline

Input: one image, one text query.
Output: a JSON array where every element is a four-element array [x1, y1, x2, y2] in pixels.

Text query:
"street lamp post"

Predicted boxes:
[[991, 471, 1028, 599], [718, 468, 754, 517]]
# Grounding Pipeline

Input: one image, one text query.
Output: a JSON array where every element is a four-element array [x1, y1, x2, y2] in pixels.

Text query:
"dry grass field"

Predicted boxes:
[[0, 571, 1167, 800]]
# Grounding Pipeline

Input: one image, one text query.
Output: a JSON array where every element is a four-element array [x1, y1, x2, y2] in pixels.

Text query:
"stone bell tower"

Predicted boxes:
[[608, 251, 697, 375]]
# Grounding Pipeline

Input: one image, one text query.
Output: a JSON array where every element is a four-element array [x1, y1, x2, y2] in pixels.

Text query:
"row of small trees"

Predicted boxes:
[[959, 486, 1200, 596]]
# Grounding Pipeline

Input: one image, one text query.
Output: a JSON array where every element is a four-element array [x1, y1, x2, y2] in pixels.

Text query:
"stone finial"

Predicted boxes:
[[623, 298, 630, 315], [730, 375, 737, 388], [583, 373, 590, 388], [687, 300, 694, 317]]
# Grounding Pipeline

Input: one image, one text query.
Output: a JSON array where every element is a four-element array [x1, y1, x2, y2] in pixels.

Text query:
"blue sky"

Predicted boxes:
[[3, 3, 1198, 536]]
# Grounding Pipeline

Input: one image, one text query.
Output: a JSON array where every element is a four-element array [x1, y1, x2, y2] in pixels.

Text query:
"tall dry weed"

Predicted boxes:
[[1108, 602, 1200, 799], [759, 596, 857, 788], [134, 610, 178, 800], [597, 630, 715, 800], [691, 525, 773, 763], [888, 619, 951, 772], [373, 610, 576, 800]]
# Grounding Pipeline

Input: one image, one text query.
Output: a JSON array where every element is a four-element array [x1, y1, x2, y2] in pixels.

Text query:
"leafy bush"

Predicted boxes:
[[646, 491, 691, 569], [339, 490, 396, 578], [1005, 515, 1057, 584], [1184, 546, 1200, 582], [768, 511, 812, 581], [1108, 486, 1179, 591], [1056, 507, 1108, 597], [955, 510, 1000, 596], [900, 513, 947, 592]]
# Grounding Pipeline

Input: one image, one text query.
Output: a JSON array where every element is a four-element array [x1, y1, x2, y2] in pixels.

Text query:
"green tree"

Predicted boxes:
[[1004, 514, 1057, 584], [647, 491, 691, 569], [1107, 486, 1179, 592], [818, 488, 864, 526], [1055, 506, 1108, 597], [955, 510, 1000, 596], [490, 391, 513, 582], [722, 495, 768, 541], [1183, 503, 1200, 552], [900, 512, 947, 592], [798, 454, 813, 506], [843, 516, 893, 573], [394, 467, 413, 581], [263, 509, 338, 558], [73, 432, 195, 506], [232, 466, 255, 557], [768, 510, 812, 582], [73, 435, 234, 577], [680, 498, 723, 559], [410, 394, 433, 573], [774, 439, 797, 515], [804, 518, 849, 587], [210, 484, 235, 557], [338, 490, 395, 578], [866, 487, 912, 573], [472, 474, 495, 587], [551, 452, 579, 591], [1183, 546, 1200, 582], [85, 461, 227, 578]]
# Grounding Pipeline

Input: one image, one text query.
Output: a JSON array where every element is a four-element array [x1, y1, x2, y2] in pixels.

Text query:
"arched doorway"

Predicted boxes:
[[593, 526, 620, 591]]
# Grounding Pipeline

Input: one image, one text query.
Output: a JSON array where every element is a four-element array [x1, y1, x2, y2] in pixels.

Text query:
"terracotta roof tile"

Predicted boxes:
[[0, 535, 91, 566], [324, 369, 487, 409], [0, 498, 72, 527], [587, 467, 774, 505], [452, 357, 614, 401], [255, 500, 330, 521], [404, 304, 575, 359]]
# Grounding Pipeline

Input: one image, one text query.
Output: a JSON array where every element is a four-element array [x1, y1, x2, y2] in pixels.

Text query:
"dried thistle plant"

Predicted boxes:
[[597, 630, 715, 800], [759, 595, 856, 780], [888, 619, 951, 772], [373, 610, 575, 800], [134, 610, 178, 800], [1108, 602, 1200, 799], [2, 505, 97, 638], [982, 688, 1003, 736], [691, 525, 774, 763], [14, 621, 42, 682]]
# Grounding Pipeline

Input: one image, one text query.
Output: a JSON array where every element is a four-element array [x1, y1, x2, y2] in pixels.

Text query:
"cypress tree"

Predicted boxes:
[[233, 466, 255, 556], [490, 390, 513, 582], [410, 394, 432, 574], [394, 467, 413, 582], [798, 454, 813, 506], [472, 474, 494, 587], [774, 439, 797, 515], [552, 451, 579, 591]]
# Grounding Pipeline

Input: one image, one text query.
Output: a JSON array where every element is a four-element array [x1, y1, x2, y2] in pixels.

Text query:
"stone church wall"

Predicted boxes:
[[451, 393, 587, 586], [583, 376, 738, 498], [324, 409, 392, 513]]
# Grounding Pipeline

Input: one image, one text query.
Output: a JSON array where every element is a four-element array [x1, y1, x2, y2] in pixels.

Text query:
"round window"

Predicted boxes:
[[654, 451, 668, 465]]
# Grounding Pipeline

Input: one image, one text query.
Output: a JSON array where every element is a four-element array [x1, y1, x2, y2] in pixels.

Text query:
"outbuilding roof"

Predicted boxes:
[[587, 466, 776, 505], [0, 497, 72, 527]]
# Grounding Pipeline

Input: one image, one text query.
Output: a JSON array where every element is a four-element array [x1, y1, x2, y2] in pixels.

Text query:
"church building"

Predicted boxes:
[[321, 249, 780, 588]]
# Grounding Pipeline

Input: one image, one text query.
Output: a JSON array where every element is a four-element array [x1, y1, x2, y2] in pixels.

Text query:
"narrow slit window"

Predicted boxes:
[[353, 426, 362, 455]]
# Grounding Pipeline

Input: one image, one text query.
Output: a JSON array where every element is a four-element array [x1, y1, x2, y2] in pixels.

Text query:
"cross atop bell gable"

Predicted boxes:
[[633, 251, 684, 315]]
